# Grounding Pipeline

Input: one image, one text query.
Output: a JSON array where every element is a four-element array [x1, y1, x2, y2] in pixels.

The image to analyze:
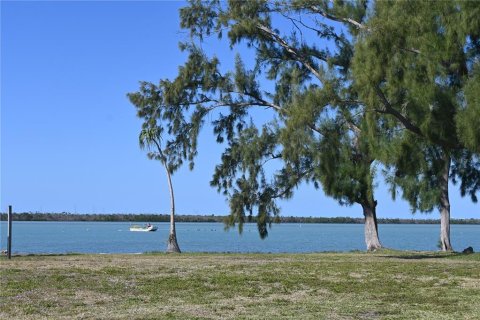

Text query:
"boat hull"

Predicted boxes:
[[129, 225, 158, 232]]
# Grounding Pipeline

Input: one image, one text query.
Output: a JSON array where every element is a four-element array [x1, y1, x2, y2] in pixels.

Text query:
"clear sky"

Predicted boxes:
[[1, 1, 478, 219]]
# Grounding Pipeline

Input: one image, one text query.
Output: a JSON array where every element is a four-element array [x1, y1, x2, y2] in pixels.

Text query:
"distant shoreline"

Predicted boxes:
[[1, 212, 479, 224]]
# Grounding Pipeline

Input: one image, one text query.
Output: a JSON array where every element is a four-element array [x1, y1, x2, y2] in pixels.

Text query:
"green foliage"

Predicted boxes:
[[457, 66, 480, 153], [128, 81, 197, 172], [211, 123, 283, 237], [352, 0, 480, 212], [451, 150, 480, 203], [129, 0, 480, 240], [385, 138, 446, 213], [318, 120, 374, 207], [129, 0, 386, 238]]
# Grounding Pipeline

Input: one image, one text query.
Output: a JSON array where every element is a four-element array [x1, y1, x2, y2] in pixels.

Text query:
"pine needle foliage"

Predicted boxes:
[[128, 1, 479, 250], [351, 0, 480, 250], [128, 0, 386, 243], [352, 0, 480, 212]]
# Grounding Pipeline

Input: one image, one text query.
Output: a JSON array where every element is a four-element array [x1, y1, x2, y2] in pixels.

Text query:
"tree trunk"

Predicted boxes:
[[164, 164, 181, 253], [439, 154, 452, 251], [361, 201, 382, 251]]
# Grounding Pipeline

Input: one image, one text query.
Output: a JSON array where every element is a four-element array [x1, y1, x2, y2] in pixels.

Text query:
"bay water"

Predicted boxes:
[[0, 221, 478, 254]]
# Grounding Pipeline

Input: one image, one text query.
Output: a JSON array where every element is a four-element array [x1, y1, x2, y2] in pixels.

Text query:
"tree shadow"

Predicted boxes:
[[377, 251, 467, 260]]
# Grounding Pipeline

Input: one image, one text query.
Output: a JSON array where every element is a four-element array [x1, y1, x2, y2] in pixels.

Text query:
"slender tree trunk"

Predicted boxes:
[[361, 201, 382, 251], [439, 154, 452, 251], [164, 164, 181, 253]]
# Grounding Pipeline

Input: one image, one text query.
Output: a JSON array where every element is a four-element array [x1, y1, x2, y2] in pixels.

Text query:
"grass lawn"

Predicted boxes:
[[1, 251, 479, 319]]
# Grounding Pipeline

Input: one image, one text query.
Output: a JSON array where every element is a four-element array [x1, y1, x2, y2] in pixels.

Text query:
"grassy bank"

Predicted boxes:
[[1, 251, 479, 319]]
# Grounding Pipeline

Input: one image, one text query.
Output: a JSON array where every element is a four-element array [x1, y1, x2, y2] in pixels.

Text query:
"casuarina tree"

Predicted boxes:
[[129, 1, 386, 250], [128, 83, 194, 253], [352, 0, 480, 250]]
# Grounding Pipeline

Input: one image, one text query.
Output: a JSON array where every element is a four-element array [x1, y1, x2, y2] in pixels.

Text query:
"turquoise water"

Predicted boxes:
[[0, 222, 478, 254]]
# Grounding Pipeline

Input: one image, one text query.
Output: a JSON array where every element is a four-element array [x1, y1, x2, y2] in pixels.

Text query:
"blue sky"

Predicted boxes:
[[1, 1, 478, 219]]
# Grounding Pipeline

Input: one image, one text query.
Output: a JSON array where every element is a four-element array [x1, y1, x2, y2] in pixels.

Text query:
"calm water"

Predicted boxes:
[[0, 222, 478, 254]]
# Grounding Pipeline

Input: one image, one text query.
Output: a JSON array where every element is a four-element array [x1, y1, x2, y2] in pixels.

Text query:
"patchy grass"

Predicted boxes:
[[1, 251, 479, 319]]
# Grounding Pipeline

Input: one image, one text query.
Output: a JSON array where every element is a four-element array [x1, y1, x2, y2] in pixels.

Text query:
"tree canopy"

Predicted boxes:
[[351, 0, 480, 249], [128, 0, 479, 250]]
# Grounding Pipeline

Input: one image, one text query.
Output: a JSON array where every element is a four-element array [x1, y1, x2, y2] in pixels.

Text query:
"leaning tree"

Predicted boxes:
[[129, 0, 387, 250], [128, 83, 196, 253], [352, 0, 480, 250]]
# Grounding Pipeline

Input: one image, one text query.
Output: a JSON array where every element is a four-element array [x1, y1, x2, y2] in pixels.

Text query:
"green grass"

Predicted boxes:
[[1, 251, 479, 319]]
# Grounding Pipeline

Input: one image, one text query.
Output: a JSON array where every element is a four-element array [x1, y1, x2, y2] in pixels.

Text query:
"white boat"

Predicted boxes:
[[129, 224, 158, 232]]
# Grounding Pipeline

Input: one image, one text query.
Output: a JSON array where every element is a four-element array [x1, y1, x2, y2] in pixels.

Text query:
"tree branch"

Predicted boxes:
[[400, 47, 422, 55], [272, 167, 314, 200], [374, 86, 424, 137], [346, 121, 361, 136], [256, 23, 324, 81], [203, 101, 272, 111], [261, 153, 282, 166], [176, 92, 282, 113], [309, 5, 370, 31], [282, 13, 350, 48], [307, 123, 324, 136]]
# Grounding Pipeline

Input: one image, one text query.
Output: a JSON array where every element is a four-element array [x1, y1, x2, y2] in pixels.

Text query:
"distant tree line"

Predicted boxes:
[[1, 212, 479, 225], [0, 213, 218, 223]]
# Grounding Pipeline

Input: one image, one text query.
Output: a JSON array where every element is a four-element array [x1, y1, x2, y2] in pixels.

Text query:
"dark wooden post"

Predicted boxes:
[[7, 205, 12, 259]]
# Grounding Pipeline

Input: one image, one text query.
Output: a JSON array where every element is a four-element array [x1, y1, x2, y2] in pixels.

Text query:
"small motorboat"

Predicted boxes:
[[129, 224, 158, 232]]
